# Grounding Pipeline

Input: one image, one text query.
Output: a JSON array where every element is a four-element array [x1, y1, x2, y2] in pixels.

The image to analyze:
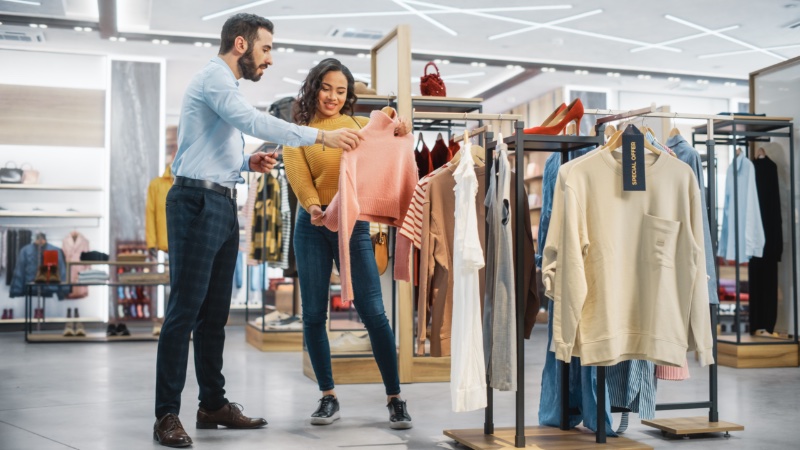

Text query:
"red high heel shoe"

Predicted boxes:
[[524, 99, 584, 136]]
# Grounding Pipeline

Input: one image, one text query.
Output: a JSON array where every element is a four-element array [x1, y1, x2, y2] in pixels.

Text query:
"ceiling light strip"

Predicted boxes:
[[2, 0, 42, 6], [629, 25, 739, 53], [390, 0, 457, 36], [202, 0, 278, 21], [266, 6, 572, 21], [665, 15, 786, 61], [405, 0, 681, 52], [489, 9, 603, 40], [698, 43, 800, 59]]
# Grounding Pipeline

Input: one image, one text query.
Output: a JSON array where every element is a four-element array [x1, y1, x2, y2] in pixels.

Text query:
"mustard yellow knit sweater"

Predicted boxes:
[[283, 114, 369, 210]]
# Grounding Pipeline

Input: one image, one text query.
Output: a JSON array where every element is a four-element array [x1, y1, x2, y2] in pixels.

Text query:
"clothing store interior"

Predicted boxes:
[[1, 1, 800, 449]]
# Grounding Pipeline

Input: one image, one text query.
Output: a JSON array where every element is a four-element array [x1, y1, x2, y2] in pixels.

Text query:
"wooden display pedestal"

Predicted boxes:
[[302, 349, 386, 385], [444, 426, 651, 449], [245, 324, 303, 352], [717, 337, 799, 368], [642, 417, 743, 438], [406, 355, 450, 382]]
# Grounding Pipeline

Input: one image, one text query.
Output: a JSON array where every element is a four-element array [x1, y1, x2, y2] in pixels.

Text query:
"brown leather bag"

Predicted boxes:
[[371, 227, 389, 276], [420, 62, 446, 97]]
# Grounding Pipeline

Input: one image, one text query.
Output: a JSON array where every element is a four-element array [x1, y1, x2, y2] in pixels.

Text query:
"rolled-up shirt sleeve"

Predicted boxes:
[[202, 72, 317, 147]]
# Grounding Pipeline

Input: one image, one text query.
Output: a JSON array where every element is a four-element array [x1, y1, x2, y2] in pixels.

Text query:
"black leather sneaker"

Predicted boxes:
[[310, 395, 340, 425], [387, 397, 412, 430]]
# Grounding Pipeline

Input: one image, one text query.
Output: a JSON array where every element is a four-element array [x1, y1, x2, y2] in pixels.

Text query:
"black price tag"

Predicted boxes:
[[622, 125, 645, 191]]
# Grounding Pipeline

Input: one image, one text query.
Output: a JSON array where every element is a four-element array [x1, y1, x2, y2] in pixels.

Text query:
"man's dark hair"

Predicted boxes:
[[219, 13, 274, 54]]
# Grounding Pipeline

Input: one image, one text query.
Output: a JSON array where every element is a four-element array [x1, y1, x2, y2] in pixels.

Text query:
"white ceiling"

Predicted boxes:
[[0, 0, 796, 113]]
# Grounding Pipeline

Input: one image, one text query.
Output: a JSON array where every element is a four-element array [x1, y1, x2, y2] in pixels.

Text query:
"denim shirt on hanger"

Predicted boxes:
[[718, 153, 765, 263], [666, 134, 719, 304], [536, 147, 614, 434]]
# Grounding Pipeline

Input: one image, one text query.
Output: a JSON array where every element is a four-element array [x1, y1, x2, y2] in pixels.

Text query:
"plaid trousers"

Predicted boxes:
[[155, 185, 238, 418]]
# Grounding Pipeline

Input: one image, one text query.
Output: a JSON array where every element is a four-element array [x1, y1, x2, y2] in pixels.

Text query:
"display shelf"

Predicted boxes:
[[444, 426, 652, 449], [0, 211, 102, 218], [692, 116, 792, 135], [27, 333, 158, 343], [493, 134, 602, 153], [0, 184, 102, 191], [641, 417, 743, 438], [412, 96, 483, 114], [24, 317, 104, 324], [717, 338, 799, 368], [353, 94, 396, 114]]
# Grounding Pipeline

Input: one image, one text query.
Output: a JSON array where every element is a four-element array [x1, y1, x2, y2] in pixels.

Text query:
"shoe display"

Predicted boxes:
[[196, 402, 267, 429], [310, 395, 340, 425], [116, 323, 131, 336], [34, 265, 49, 284], [330, 331, 372, 353], [251, 311, 289, 328], [47, 266, 61, 283], [106, 324, 118, 337], [523, 98, 584, 136], [67, 308, 72, 319], [266, 315, 302, 330], [2, 309, 7, 320], [387, 398, 412, 430], [74, 307, 80, 319], [74, 322, 86, 337], [154, 413, 192, 448], [63, 322, 75, 337]]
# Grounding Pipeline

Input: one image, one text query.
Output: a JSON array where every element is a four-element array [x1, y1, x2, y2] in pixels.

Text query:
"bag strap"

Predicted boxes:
[[5, 161, 17, 169], [20, 162, 32, 170], [415, 132, 425, 151], [424, 62, 439, 76]]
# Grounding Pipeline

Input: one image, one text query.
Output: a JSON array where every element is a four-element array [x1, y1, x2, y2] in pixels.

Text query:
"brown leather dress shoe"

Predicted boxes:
[[153, 413, 193, 448], [196, 402, 267, 429]]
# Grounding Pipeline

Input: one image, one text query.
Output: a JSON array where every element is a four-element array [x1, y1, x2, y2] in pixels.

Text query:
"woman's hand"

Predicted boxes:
[[308, 205, 325, 226], [394, 116, 412, 136]]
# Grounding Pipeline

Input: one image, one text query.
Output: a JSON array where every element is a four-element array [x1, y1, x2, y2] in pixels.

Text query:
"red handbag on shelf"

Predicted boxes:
[[420, 62, 446, 97]]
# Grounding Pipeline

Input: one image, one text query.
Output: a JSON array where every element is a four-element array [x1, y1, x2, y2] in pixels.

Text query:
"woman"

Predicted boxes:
[[283, 58, 413, 429]]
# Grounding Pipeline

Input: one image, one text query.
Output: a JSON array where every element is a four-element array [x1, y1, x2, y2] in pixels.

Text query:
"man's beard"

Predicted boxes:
[[238, 46, 263, 82]]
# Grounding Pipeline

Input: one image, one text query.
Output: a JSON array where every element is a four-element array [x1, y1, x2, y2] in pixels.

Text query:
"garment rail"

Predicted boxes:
[[592, 109, 747, 440]]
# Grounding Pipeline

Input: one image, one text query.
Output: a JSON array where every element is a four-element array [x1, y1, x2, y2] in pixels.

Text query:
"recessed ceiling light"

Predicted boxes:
[[541, 67, 555, 73], [161, 40, 169, 45], [277, 47, 285, 52], [29, 23, 38, 28], [74, 26, 83, 31], [326, 50, 334, 56], [668, 76, 681, 82], [194, 42, 203, 47], [478, 62, 487, 67], [507, 64, 516, 69], [285, 47, 293, 52], [118, 37, 126, 42], [152, 39, 161, 44], [637, 74, 651, 80], [575, 69, 588, 75], [357, 53, 366, 58], [202, 0, 279, 21], [83, 27, 91, 32], [724, 81, 737, 87], [441, 59, 449, 64], [39, 24, 47, 28], [470, 62, 479, 67], [204, 42, 212, 48], [434, 59, 442, 63], [0, 21, 3, 25], [109, 36, 117, 41], [317, 50, 326, 55]]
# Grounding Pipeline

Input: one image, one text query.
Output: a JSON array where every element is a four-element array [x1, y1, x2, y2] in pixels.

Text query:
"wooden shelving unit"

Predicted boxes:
[[0, 211, 102, 218], [0, 185, 102, 191]]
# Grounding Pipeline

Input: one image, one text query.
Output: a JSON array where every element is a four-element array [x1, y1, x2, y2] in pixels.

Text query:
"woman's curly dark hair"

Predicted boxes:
[[293, 58, 358, 125]]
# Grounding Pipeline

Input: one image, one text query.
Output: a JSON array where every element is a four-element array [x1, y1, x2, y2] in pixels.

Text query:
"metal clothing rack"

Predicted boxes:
[[692, 117, 798, 349]]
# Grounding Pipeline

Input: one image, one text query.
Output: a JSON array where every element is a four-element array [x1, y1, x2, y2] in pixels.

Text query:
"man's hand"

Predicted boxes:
[[308, 205, 325, 226], [394, 116, 412, 136], [249, 151, 278, 173], [319, 128, 364, 152]]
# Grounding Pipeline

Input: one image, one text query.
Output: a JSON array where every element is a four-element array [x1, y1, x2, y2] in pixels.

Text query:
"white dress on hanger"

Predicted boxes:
[[450, 145, 487, 412]]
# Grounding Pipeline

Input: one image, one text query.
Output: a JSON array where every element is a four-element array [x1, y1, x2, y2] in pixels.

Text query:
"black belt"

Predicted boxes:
[[174, 176, 236, 199]]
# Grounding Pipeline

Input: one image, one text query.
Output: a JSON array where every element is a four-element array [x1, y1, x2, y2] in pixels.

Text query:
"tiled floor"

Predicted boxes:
[[0, 326, 796, 449]]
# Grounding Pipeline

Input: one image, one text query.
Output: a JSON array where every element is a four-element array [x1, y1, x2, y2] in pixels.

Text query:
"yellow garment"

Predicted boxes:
[[283, 114, 369, 210], [146, 165, 173, 252]]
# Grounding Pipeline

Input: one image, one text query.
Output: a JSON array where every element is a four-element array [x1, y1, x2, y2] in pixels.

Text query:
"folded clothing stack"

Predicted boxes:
[[250, 311, 302, 330], [77, 269, 109, 284], [118, 272, 170, 284]]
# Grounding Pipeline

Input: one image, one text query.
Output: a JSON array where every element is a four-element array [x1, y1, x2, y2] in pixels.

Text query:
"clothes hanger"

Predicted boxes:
[[668, 114, 681, 139], [415, 132, 425, 152], [436, 132, 444, 142], [757, 147, 766, 159], [605, 123, 661, 155]]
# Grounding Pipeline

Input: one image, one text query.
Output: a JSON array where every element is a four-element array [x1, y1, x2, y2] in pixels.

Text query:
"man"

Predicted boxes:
[[154, 13, 363, 448]]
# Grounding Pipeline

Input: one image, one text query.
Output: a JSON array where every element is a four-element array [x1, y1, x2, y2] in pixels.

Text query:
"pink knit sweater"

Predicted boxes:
[[322, 108, 417, 301]]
